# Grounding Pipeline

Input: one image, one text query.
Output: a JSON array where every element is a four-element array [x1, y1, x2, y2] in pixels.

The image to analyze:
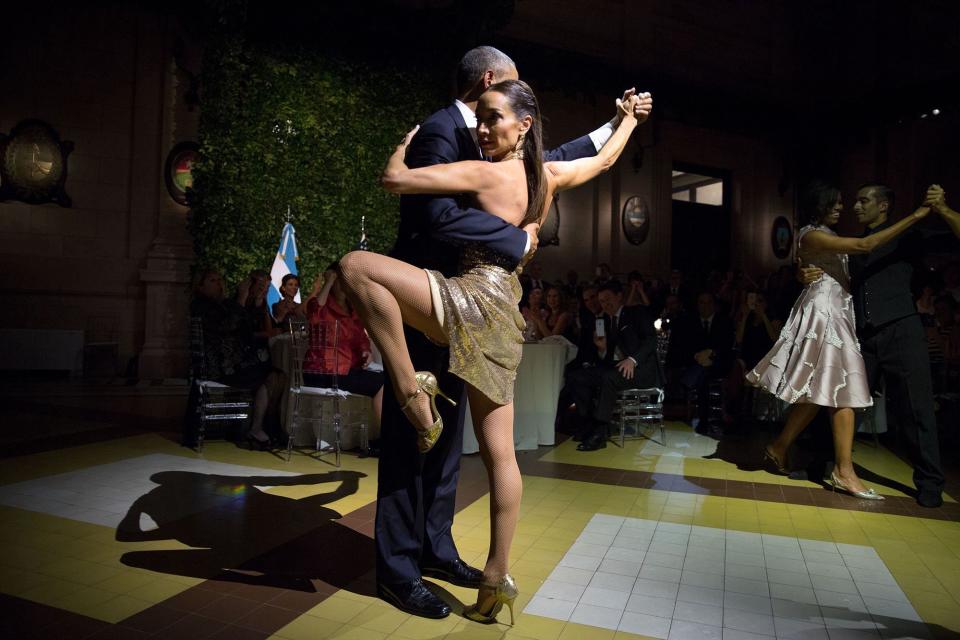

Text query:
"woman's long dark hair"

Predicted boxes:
[[487, 79, 546, 226], [799, 180, 841, 226]]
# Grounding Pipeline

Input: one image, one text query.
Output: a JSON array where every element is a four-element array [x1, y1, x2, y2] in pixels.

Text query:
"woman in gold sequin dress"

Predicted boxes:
[[339, 81, 648, 621]]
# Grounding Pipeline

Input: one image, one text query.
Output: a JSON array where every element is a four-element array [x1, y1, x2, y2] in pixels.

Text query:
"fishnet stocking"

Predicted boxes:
[[337, 250, 441, 431], [468, 387, 521, 582]]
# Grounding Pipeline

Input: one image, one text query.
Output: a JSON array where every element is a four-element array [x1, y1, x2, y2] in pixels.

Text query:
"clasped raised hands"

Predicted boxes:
[[614, 88, 653, 125]]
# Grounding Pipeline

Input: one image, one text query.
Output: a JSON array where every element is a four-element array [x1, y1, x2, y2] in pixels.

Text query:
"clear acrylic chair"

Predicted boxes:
[[612, 387, 666, 447], [286, 319, 366, 466], [185, 317, 254, 452]]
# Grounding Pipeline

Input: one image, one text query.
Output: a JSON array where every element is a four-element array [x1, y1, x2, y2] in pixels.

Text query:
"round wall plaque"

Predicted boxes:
[[621, 195, 650, 245], [0, 119, 73, 206]]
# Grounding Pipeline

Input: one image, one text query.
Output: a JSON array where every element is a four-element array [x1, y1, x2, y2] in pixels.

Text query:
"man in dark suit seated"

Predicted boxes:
[[667, 291, 735, 437], [567, 281, 662, 451]]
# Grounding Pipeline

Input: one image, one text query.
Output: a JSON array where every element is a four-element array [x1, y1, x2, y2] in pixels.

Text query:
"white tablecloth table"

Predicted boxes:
[[462, 342, 568, 454]]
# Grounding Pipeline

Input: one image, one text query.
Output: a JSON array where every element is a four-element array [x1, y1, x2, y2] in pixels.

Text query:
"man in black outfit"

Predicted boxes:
[[846, 184, 958, 508], [666, 292, 735, 437], [376, 46, 646, 618], [569, 281, 663, 451]]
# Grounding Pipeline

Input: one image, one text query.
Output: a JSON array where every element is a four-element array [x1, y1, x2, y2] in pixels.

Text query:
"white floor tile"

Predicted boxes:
[[855, 582, 909, 603], [682, 569, 726, 590], [810, 575, 860, 595], [803, 550, 844, 565], [524, 595, 577, 621], [684, 557, 726, 575], [806, 562, 853, 580], [722, 608, 776, 635], [842, 555, 887, 571], [579, 532, 617, 546], [654, 531, 692, 545], [835, 544, 878, 558], [767, 568, 812, 588], [599, 557, 643, 577], [723, 592, 772, 615], [634, 577, 681, 598], [763, 545, 805, 561], [690, 536, 727, 551], [815, 590, 868, 613], [547, 565, 595, 586], [537, 579, 587, 602], [726, 551, 765, 567], [725, 563, 767, 581], [764, 556, 808, 574], [862, 598, 921, 622], [647, 551, 687, 570], [581, 585, 630, 609], [820, 606, 879, 631], [769, 583, 819, 605], [800, 540, 838, 553], [614, 535, 653, 551], [560, 553, 602, 572], [848, 568, 896, 586], [650, 541, 689, 557], [687, 544, 726, 560], [570, 602, 622, 630], [589, 571, 637, 593], [626, 593, 677, 617], [774, 616, 829, 640], [620, 611, 673, 638], [669, 619, 723, 640], [771, 597, 822, 622], [641, 565, 684, 583], [674, 600, 723, 627], [569, 541, 612, 558], [722, 629, 774, 640], [605, 546, 647, 563], [678, 584, 725, 607], [725, 576, 770, 597]]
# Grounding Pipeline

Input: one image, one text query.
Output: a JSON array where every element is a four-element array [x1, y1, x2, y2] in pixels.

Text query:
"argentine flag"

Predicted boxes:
[[267, 222, 298, 319]]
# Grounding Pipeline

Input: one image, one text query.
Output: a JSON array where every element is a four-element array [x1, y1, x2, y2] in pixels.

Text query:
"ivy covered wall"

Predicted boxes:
[[188, 16, 440, 288]]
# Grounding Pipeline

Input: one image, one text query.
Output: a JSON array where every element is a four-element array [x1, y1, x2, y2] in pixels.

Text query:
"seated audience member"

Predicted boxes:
[[569, 285, 606, 369], [237, 268, 275, 342], [563, 269, 580, 298], [625, 270, 651, 307], [666, 269, 693, 310], [736, 290, 781, 370], [520, 286, 547, 340], [916, 283, 939, 323], [272, 273, 325, 329], [527, 285, 574, 340], [594, 262, 613, 285], [525, 260, 548, 293], [567, 281, 663, 451], [190, 268, 286, 449], [304, 267, 383, 429], [667, 291, 735, 436]]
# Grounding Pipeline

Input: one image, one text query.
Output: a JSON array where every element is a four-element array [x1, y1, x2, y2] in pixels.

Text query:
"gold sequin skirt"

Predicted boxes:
[[425, 264, 525, 405]]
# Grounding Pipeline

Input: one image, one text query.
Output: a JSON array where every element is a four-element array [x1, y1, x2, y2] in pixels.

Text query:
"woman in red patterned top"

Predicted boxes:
[[304, 267, 384, 428]]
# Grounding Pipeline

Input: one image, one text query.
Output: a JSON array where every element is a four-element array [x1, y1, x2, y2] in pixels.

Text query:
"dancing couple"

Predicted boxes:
[[336, 46, 652, 622], [749, 181, 958, 505]]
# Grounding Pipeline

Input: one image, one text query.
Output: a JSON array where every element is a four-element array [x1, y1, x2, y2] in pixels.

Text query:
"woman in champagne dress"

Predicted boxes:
[[338, 81, 647, 622], [747, 181, 929, 499]]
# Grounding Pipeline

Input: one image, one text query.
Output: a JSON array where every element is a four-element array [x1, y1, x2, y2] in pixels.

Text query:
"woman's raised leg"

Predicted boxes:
[[338, 250, 446, 432], [467, 386, 521, 590]]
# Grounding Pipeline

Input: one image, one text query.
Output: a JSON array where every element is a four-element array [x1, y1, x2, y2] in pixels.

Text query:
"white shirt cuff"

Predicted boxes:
[[588, 122, 615, 151], [524, 234, 531, 254]]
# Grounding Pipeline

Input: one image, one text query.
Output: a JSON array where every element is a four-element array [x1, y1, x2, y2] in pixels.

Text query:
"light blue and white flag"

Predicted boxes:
[[267, 222, 299, 318]]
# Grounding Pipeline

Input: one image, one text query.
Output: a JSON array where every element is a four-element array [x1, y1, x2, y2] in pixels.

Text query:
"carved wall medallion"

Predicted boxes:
[[0, 119, 73, 206]]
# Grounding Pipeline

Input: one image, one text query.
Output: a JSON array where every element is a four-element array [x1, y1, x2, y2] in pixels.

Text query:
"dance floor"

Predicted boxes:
[[1, 383, 959, 639]]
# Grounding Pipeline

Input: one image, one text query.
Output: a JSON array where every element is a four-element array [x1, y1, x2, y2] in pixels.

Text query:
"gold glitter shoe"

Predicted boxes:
[[464, 574, 519, 625], [401, 371, 456, 454]]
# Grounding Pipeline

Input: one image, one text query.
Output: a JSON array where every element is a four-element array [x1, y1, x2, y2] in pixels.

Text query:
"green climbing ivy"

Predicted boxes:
[[188, 13, 439, 289]]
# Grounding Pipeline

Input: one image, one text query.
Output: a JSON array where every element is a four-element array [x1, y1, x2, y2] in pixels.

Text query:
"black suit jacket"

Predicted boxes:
[[667, 312, 735, 375], [390, 102, 596, 276], [851, 221, 959, 329], [603, 305, 663, 385]]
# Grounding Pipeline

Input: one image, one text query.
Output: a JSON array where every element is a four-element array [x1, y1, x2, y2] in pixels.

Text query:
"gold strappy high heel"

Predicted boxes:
[[464, 574, 519, 625], [401, 371, 456, 454], [828, 471, 885, 500]]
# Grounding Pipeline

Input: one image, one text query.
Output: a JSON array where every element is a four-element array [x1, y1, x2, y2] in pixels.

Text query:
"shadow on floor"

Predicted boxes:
[[115, 469, 375, 595]]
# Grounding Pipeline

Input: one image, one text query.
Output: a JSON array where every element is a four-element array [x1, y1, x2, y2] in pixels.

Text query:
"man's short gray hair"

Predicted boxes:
[[456, 46, 515, 95]]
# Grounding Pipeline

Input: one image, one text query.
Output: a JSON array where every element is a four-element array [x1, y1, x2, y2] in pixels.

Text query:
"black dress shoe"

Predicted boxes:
[[577, 435, 607, 451], [917, 491, 944, 508], [420, 558, 484, 588], [377, 579, 451, 618]]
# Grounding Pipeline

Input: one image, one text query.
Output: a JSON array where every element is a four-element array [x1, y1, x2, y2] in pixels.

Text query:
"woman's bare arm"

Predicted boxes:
[[802, 206, 930, 254], [381, 125, 496, 195], [544, 94, 646, 196]]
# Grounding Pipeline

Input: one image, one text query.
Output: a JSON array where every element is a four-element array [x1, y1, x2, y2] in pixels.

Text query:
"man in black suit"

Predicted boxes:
[[817, 183, 957, 508], [376, 46, 646, 618], [667, 291, 735, 436], [568, 281, 662, 451]]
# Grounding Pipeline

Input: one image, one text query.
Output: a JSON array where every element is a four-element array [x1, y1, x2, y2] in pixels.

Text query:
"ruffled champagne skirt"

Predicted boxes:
[[746, 275, 872, 408], [425, 264, 525, 405]]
